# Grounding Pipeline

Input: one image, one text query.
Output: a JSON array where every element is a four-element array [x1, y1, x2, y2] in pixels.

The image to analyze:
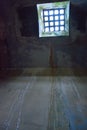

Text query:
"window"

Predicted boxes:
[[37, 1, 70, 37], [43, 8, 65, 33]]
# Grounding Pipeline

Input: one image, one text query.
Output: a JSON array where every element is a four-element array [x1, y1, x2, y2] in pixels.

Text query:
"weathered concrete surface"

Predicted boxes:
[[0, 76, 87, 130], [1, 0, 87, 69], [0, 76, 51, 130]]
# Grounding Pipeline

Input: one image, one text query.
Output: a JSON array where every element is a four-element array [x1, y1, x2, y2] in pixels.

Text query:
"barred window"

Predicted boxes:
[[37, 1, 70, 37], [43, 8, 65, 33]]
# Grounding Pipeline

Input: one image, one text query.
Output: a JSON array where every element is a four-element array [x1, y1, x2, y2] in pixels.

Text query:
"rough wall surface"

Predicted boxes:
[[1, 0, 87, 68]]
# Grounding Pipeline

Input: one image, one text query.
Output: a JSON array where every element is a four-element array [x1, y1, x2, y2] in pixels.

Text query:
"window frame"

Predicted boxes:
[[37, 1, 70, 37]]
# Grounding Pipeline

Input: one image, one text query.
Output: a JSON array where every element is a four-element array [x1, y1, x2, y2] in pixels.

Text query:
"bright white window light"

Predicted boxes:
[[54, 10, 59, 14], [44, 17, 48, 21], [60, 26, 64, 31], [49, 10, 54, 15], [50, 16, 53, 20], [60, 21, 64, 25], [50, 27, 54, 32], [37, 1, 70, 37], [60, 15, 64, 20], [55, 21, 59, 26], [50, 22, 54, 26], [45, 27, 49, 32], [60, 9, 64, 14], [45, 22, 49, 26], [55, 27, 59, 31], [55, 16, 59, 20], [44, 11, 48, 15]]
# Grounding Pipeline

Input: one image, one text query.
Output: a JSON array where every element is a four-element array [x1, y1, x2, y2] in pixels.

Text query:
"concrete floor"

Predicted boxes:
[[0, 76, 87, 130]]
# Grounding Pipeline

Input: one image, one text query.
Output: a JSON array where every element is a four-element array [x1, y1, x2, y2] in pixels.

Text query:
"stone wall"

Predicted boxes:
[[2, 0, 87, 68]]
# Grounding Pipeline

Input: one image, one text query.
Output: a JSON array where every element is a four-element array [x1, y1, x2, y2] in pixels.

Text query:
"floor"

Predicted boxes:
[[0, 75, 87, 130]]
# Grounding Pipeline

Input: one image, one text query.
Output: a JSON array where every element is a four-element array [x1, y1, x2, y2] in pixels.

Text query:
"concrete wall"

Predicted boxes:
[[1, 0, 87, 68]]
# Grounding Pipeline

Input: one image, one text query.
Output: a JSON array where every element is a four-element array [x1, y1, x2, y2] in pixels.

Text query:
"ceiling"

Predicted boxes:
[[0, 0, 87, 6], [0, 0, 87, 18]]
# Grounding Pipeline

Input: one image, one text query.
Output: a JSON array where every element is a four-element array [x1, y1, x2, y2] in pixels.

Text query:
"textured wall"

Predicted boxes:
[[3, 0, 87, 68]]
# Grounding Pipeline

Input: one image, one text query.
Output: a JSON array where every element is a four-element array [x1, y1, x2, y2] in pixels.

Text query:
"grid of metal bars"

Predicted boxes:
[[43, 8, 65, 33]]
